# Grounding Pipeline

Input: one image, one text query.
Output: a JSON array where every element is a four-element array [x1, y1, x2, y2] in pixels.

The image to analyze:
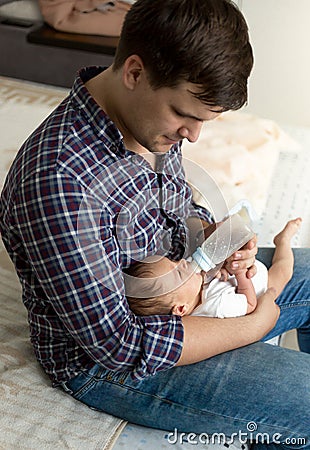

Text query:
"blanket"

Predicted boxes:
[[182, 111, 300, 218], [38, 0, 132, 36]]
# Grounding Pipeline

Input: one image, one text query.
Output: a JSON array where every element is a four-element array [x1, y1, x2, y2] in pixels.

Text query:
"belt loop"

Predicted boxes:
[[60, 381, 74, 395]]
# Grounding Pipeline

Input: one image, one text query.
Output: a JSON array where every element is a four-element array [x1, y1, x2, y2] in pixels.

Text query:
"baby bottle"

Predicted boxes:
[[191, 204, 256, 281]]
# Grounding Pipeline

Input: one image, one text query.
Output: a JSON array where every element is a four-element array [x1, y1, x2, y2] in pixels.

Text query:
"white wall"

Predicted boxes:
[[240, 0, 310, 127]]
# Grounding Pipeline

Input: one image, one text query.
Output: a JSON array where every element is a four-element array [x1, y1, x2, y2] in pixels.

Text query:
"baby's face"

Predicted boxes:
[[151, 257, 203, 313]]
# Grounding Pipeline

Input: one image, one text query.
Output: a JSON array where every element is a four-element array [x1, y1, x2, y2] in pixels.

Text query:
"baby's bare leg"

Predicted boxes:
[[268, 218, 302, 296]]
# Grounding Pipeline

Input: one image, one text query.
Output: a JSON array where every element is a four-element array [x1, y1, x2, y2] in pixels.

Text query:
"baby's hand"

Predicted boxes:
[[214, 267, 230, 282]]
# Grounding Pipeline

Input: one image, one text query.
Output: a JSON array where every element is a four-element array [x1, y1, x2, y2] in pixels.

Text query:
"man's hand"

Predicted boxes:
[[196, 221, 258, 279], [252, 287, 280, 332], [224, 235, 258, 279]]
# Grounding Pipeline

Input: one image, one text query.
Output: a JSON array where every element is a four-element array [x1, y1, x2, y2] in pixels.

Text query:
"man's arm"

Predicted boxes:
[[176, 288, 278, 365]]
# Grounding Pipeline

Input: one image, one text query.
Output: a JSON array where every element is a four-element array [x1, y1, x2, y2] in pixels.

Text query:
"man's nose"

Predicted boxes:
[[178, 121, 203, 143]]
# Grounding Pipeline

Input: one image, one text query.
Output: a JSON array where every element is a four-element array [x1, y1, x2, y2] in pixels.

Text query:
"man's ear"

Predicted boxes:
[[171, 304, 190, 317], [122, 55, 145, 90]]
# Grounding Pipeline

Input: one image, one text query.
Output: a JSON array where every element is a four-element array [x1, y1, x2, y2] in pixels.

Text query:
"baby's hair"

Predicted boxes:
[[125, 261, 176, 316]]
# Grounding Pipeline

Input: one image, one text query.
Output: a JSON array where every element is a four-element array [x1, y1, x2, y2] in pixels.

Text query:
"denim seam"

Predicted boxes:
[[71, 369, 131, 399], [279, 302, 309, 309], [72, 377, 98, 400], [104, 379, 298, 436]]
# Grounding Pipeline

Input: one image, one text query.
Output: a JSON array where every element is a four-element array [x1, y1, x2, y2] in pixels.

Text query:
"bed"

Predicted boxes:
[[0, 72, 307, 449]]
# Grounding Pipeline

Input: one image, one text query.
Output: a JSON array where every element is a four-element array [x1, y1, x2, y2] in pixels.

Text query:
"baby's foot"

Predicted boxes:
[[273, 218, 302, 246]]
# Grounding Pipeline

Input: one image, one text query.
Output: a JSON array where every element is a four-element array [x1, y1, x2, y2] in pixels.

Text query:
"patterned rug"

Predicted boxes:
[[0, 76, 67, 190]]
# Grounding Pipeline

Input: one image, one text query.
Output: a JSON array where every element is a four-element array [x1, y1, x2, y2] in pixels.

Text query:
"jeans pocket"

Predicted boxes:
[[64, 365, 132, 402]]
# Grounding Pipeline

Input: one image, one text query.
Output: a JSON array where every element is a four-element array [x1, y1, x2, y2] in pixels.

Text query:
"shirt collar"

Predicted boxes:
[[70, 66, 127, 157]]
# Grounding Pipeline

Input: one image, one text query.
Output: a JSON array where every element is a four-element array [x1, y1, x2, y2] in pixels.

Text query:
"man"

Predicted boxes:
[[0, 0, 309, 447]]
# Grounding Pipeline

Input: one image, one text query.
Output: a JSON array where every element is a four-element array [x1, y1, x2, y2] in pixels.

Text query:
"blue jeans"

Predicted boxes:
[[62, 248, 310, 449]]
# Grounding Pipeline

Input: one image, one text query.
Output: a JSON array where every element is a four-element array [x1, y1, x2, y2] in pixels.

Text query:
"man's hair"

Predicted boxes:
[[113, 0, 253, 111], [125, 262, 176, 316]]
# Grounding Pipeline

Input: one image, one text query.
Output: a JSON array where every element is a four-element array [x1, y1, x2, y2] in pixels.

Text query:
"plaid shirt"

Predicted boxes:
[[0, 67, 213, 385]]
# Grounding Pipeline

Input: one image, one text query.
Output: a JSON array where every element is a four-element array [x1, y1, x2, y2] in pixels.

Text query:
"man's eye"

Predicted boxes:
[[174, 109, 184, 117]]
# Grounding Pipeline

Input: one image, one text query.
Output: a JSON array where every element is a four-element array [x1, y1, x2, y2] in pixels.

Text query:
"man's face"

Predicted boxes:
[[121, 73, 221, 154]]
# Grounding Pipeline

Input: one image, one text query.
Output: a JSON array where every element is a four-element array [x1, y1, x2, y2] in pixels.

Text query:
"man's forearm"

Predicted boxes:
[[176, 288, 279, 366]]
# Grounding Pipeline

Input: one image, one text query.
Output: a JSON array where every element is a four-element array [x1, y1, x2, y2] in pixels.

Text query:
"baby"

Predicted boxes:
[[124, 218, 302, 317]]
